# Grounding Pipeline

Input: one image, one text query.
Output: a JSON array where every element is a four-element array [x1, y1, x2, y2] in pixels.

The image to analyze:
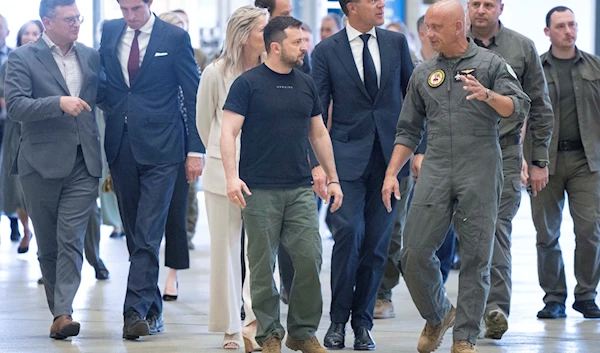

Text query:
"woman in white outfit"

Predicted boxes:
[[196, 6, 267, 352]]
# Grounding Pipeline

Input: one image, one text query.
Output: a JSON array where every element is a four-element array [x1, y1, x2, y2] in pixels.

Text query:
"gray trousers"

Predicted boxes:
[[532, 149, 600, 304], [401, 136, 502, 344], [378, 173, 414, 300], [84, 203, 107, 272], [485, 144, 522, 316], [20, 149, 99, 318]]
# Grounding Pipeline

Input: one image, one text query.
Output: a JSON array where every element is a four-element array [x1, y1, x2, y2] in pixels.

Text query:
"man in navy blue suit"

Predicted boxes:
[[98, 0, 204, 340], [311, 0, 415, 350]]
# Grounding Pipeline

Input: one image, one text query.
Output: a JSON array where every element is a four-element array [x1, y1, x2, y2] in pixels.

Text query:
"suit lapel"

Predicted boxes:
[[74, 44, 93, 98], [333, 29, 371, 101], [375, 28, 391, 104], [34, 39, 70, 95], [111, 21, 128, 89], [133, 18, 166, 89]]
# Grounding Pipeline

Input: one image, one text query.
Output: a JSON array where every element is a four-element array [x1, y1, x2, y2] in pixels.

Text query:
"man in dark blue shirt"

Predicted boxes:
[[221, 16, 343, 353]]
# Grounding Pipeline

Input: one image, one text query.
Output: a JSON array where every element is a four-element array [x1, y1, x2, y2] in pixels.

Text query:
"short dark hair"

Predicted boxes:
[[546, 6, 574, 27], [255, 0, 276, 15], [417, 15, 425, 31], [39, 0, 76, 19], [17, 20, 44, 47], [338, 0, 358, 16], [264, 16, 302, 53]]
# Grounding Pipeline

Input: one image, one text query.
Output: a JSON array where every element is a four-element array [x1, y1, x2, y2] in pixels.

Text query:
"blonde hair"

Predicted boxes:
[[217, 5, 267, 77], [158, 12, 185, 29]]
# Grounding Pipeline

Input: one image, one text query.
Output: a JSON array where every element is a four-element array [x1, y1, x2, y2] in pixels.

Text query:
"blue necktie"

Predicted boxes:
[[360, 34, 378, 102]]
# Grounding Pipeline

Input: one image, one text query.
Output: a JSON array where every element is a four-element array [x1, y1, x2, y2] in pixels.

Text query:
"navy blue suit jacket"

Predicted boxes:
[[98, 17, 204, 166], [311, 28, 414, 181]]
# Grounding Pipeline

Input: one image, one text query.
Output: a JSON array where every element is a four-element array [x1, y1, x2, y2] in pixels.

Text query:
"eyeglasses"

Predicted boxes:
[[57, 15, 84, 27]]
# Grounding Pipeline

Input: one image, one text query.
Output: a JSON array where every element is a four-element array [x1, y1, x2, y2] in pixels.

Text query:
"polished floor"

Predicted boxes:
[[0, 190, 599, 353]]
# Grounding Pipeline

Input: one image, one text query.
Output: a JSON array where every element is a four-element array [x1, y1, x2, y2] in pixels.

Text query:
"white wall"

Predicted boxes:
[[500, 0, 595, 54], [406, 0, 595, 55]]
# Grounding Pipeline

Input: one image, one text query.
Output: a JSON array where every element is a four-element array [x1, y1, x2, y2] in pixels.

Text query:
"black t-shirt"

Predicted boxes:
[[223, 64, 323, 189]]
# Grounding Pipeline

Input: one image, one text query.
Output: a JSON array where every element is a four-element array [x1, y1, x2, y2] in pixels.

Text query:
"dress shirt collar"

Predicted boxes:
[[346, 23, 377, 42], [127, 13, 156, 35], [42, 32, 76, 55]]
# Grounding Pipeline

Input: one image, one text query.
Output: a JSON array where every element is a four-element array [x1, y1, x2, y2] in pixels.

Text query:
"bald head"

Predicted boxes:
[[428, 0, 466, 25], [424, 0, 468, 56]]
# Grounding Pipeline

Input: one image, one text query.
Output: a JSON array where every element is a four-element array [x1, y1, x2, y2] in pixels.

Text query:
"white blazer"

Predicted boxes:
[[196, 60, 241, 196]]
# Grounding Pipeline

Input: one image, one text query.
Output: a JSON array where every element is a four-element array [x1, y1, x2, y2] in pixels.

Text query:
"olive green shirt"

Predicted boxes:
[[469, 23, 554, 162], [540, 47, 600, 174], [553, 57, 581, 142]]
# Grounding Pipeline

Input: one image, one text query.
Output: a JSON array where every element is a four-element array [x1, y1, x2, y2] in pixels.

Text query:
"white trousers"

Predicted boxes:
[[205, 190, 256, 334]]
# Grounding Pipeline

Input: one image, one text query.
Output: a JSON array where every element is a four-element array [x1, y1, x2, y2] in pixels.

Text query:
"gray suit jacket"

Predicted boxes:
[[4, 38, 102, 179]]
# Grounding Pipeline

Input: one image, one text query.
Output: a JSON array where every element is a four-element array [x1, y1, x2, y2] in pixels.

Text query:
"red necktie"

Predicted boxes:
[[128, 30, 141, 85]]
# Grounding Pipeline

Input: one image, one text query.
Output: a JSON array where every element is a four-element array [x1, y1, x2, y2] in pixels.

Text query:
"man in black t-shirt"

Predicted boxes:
[[221, 17, 343, 353]]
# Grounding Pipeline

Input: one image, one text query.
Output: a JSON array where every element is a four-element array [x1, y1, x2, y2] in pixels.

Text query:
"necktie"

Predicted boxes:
[[360, 34, 378, 102], [128, 30, 141, 86]]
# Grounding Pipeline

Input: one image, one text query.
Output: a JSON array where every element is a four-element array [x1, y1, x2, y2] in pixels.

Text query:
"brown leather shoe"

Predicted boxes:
[[49, 315, 80, 339]]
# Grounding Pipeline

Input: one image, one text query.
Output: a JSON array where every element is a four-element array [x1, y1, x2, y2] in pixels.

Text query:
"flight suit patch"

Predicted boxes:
[[454, 68, 477, 82], [428, 70, 445, 88]]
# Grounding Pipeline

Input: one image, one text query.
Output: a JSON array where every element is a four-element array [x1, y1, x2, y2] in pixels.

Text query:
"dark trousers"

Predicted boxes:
[[164, 161, 190, 270], [110, 129, 179, 318], [327, 143, 396, 329]]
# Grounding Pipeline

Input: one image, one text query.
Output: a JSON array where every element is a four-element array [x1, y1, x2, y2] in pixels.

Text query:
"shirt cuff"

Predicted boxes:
[[394, 136, 417, 151], [531, 147, 549, 163], [187, 152, 205, 158]]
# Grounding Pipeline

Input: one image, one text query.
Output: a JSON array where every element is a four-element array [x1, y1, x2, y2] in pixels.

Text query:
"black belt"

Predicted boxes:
[[558, 140, 583, 151], [499, 134, 520, 149]]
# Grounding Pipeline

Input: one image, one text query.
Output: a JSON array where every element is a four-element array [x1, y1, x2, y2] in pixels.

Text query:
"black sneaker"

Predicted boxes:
[[537, 302, 566, 319], [573, 300, 600, 319]]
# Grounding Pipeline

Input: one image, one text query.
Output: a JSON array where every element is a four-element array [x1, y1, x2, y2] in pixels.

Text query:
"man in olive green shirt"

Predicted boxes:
[[466, 0, 554, 340], [533, 6, 600, 321]]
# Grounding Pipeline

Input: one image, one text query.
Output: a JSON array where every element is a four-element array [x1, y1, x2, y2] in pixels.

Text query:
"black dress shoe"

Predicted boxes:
[[573, 300, 600, 318], [353, 326, 376, 350], [147, 314, 164, 334], [95, 269, 110, 280], [163, 281, 178, 301], [123, 311, 150, 340], [537, 301, 566, 319], [110, 231, 124, 238], [324, 323, 345, 349]]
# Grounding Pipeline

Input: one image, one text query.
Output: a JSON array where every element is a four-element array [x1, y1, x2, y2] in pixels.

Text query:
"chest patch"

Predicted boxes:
[[428, 70, 445, 88], [454, 68, 477, 82]]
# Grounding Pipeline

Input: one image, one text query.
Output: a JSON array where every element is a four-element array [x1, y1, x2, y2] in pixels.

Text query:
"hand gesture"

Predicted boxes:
[[227, 177, 252, 208], [60, 96, 91, 116], [461, 74, 488, 101], [381, 175, 400, 213], [528, 165, 549, 197]]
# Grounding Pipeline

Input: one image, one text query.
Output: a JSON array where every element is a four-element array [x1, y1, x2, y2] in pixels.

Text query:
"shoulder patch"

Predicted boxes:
[[506, 63, 518, 80]]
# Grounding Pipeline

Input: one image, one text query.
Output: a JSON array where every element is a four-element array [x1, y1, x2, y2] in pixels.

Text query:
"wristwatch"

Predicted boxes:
[[484, 89, 494, 102], [532, 160, 549, 168]]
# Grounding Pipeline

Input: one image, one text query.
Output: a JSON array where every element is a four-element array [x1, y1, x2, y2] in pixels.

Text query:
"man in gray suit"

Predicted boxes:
[[4, 0, 102, 340]]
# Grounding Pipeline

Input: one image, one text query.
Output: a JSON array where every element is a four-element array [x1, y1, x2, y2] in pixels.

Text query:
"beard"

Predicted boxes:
[[281, 48, 304, 68]]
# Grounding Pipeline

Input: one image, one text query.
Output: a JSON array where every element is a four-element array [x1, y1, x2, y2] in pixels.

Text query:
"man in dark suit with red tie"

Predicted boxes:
[[311, 0, 415, 350], [98, 0, 204, 340]]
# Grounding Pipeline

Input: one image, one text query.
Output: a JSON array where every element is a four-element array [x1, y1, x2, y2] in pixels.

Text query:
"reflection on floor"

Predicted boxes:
[[0, 191, 598, 352]]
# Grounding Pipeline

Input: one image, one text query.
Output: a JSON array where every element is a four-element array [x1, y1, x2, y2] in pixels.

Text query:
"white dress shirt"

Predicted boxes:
[[117, 14, 155, 88], [346, 24, 381, 87]]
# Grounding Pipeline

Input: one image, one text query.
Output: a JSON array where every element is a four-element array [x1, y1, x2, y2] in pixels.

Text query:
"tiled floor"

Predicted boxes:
[[0, 191, 598, 352]]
